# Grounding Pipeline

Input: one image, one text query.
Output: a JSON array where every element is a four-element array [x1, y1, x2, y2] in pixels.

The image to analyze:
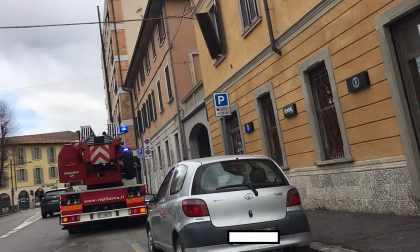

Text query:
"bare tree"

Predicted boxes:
[[0, 100, 16, 188]]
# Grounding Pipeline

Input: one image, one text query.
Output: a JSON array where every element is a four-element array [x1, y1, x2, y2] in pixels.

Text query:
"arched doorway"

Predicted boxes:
[[34, 189, 44, 206], [0, 193, 11, 212], [18, 190, 30, 210], [189, 123, 211, 159]]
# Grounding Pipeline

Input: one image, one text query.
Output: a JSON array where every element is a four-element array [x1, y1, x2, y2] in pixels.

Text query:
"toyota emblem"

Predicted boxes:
[[244, 193, 253, 200]]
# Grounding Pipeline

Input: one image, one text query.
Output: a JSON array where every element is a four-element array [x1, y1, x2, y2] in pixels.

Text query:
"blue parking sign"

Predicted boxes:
[[213, 92, 231, 117], [136, 148, 144, 157], [214, 92, 229, 107]]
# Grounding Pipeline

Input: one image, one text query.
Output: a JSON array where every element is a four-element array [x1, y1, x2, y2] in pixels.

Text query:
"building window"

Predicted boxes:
[[16, 147, 25, 165], [151, 91, 157, 121], [47, 147, 56, 163], [144, 49, 151, 75], [258, 93, 284, 166], [223, 110, 244, 154], [165, 140, 171, 166], [158, 145, 163, 168], [299, 49, 351, 164], [137, 110, 144, 134], [239, 0, 260, 31], [33, 168, 43, 185], [151, 36, 157, 60], [49, 167, 57, 179], [138, 64, 145, 85], [196, 0, 225, 60], [307, 62, 344, 160], [164, 65, 174, 102], [157, 80, 164, 111], [0, 175, 8, 188], [157, 11, 166, 45], [174, 133, 181, 162], [142, 103, 149, 128], [17, 169, 28, 182], [32, 147, 41, 160]]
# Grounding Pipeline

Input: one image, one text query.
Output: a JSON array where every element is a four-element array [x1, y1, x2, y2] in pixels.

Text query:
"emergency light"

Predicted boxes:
[[121, 146, 130, 153], [119, 125, 128, 134]]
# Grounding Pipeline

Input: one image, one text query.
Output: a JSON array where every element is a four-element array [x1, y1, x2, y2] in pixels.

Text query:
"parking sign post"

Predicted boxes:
[[213, 92, 231, 117]]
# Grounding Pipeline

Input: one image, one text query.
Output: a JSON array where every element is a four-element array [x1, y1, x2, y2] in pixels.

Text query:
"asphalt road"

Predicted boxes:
[[0, 209, 148, 252]]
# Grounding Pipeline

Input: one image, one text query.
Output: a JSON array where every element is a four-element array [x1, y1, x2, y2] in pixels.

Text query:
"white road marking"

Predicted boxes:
[[0, 211, 41, 239], [131, 242, 145, 252]]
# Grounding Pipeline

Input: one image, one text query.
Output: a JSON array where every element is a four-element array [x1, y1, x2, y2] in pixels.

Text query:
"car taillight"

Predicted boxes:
[[62, 215, 80, 223], [182, 199, 209, 217], [287, 188, 301, 207], [130, 207, 147, 215]]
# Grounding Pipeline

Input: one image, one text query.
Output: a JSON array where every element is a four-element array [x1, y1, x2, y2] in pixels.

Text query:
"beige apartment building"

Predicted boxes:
[[192, 0, 420, 215], [123, 0, 209, 193], [0, 131, 78, 211], [102, 0, 148, 149]]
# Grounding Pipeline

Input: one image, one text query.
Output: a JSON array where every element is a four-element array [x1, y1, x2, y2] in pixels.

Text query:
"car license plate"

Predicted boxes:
[[228, 230, 279, 244], [98, 212, 112, 219]]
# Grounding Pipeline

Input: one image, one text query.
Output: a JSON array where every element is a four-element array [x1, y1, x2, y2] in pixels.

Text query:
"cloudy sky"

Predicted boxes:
[[0, 0, 108, 136]]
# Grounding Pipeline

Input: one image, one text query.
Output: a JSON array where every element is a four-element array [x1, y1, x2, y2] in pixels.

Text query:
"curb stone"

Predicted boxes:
[[311, 242, 358, 252]]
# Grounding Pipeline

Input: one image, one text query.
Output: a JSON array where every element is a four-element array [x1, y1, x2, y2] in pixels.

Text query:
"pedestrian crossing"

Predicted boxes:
[[0, 211, 41, 239]]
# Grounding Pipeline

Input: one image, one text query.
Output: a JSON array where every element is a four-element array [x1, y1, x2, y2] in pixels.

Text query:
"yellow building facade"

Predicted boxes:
[[193, 0, 420, 215], [0, 131, 77, 210]]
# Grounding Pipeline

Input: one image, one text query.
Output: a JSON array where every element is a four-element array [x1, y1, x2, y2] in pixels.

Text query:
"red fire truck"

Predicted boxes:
[[58, 125, 147, 234]]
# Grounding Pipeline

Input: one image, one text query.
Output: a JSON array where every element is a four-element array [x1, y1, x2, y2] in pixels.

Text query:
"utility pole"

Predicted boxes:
[[10, 156, 14, 210]]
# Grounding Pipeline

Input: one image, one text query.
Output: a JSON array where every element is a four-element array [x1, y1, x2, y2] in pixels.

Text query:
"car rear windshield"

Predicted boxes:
[[192, 159, 289, 195], [45, 190, 66, 197]]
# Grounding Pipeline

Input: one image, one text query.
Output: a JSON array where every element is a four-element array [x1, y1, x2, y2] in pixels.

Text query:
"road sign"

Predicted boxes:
[[144, 148, 152, 160], [136, 148, 143, 157], [144, 138, 151, 148], [213, 92, 231, 117]]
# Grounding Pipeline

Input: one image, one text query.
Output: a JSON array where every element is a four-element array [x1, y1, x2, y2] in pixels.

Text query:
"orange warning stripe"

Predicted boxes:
[[126, 196, 145, 204], [61, 204, 82, 212]]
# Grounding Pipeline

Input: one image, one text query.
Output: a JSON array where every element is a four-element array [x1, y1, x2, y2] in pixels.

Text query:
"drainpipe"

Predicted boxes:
[[263, 0, 281, 55], [165, 3, 187, 161]]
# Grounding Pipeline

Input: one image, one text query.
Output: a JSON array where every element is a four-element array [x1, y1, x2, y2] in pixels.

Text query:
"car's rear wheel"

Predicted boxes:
[[174, 237, 184, 252], [147, 228, 160, 252]]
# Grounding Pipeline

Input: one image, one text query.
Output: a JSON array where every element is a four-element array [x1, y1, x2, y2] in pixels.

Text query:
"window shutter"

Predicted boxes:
[[248, 0, 258, 22], [24, 169, 28, 181], [196, 12, 223, 59], [48, 167, 52, 179], [32, 148, 35, 160], [40, 168, 44, 184], [33, 169, 37, 184], [240, 0, 250, 28], [151, 91, 157, 120]]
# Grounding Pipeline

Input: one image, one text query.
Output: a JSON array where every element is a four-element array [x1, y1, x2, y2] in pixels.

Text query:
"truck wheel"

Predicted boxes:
[[67, 226, 83, 235], [122, 152, 135, 180]]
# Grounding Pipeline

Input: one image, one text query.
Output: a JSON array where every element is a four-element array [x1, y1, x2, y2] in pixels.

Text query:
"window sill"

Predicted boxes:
[[160, 109, 164, 114], [315, 157, 353, 166], [213, 54, 226, 68], [168, 98, 174, 104], [242, 17, 262, 38]]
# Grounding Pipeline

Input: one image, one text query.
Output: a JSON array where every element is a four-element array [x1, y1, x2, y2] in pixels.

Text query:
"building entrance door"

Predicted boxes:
[[392, 9, 420, 153]]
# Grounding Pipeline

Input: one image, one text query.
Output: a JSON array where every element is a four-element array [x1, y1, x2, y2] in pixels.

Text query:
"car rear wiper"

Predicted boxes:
[[216, 183, 258, 196]]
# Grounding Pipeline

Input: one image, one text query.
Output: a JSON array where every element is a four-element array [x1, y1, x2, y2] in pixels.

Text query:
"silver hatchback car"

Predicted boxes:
[[146, 155, 311, 252]]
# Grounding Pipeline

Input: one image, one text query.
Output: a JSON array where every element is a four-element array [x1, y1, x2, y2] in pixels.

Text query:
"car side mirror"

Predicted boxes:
[[144, 194, 155, 203]]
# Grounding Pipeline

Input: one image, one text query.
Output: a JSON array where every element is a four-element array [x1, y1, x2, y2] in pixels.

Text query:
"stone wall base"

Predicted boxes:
[[286, 156, 419, 216]]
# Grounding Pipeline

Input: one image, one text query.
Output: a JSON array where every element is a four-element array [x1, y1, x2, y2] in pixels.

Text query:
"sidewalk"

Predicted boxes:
[[305, 210, 420, 252]]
